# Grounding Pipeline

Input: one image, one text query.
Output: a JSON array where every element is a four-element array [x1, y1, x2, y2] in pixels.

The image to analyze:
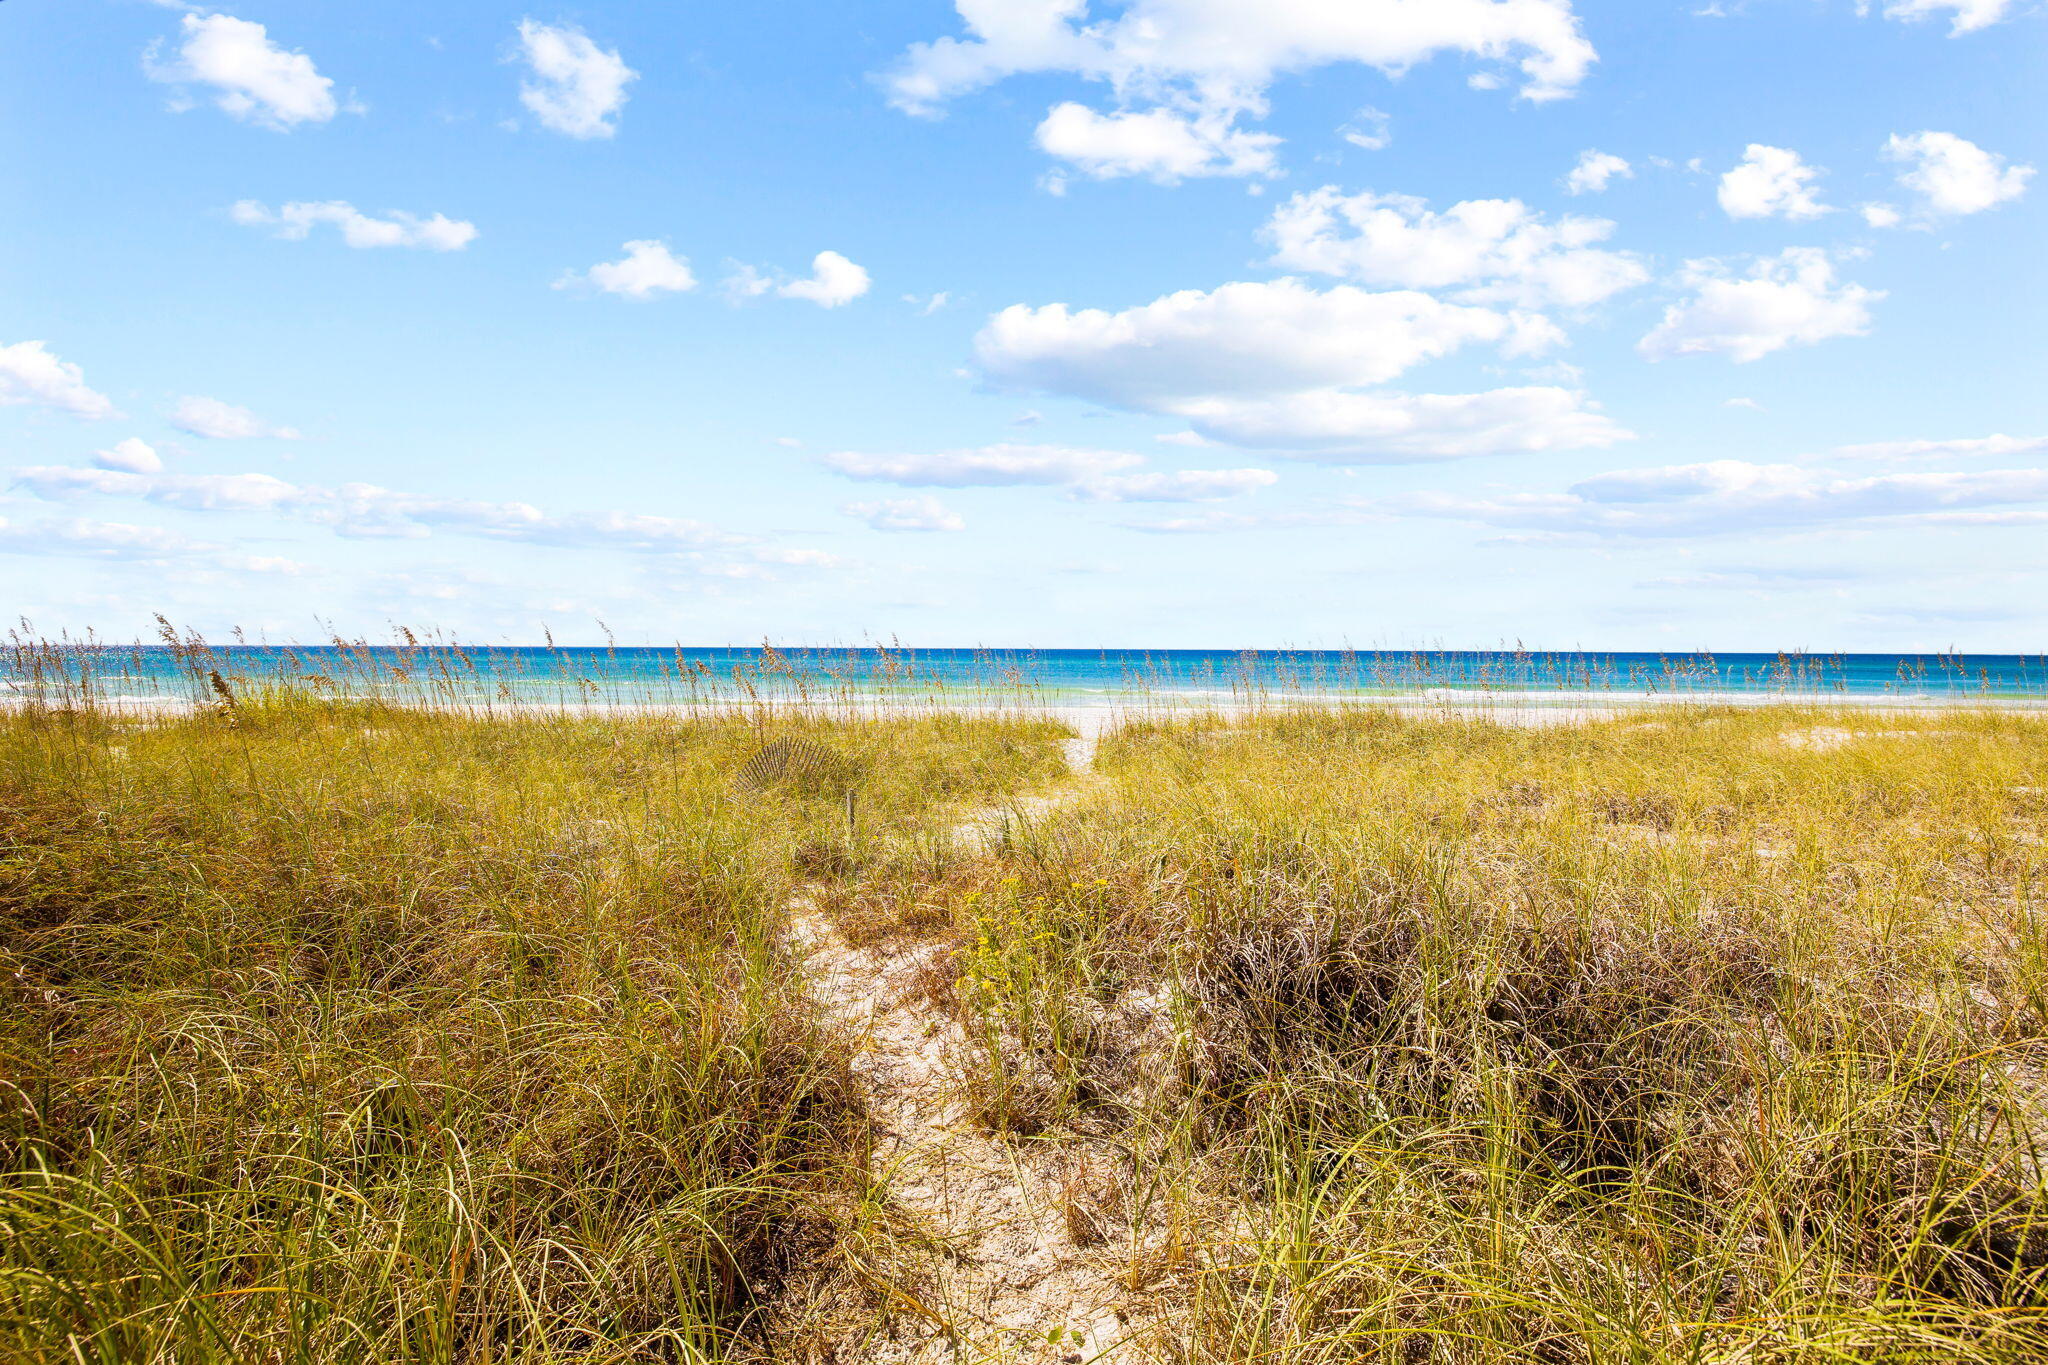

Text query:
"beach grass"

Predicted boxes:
[[4, 689, 2047, 1361], [0, 693, 1068, 1362]]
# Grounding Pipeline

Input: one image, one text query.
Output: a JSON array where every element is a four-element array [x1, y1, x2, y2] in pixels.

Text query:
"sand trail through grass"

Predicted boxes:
[[788, 731, 1141, 1363]]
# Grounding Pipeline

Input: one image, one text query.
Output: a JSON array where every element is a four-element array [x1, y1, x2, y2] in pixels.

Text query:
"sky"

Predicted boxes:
[[2, 0, 2044, 650]]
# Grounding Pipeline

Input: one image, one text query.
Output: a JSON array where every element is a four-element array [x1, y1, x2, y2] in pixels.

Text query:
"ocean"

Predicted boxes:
[[9, 644, 2048, 710]]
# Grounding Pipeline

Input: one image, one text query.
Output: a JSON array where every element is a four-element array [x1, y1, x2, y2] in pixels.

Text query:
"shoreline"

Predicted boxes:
[[10, 688, 2048, 735]]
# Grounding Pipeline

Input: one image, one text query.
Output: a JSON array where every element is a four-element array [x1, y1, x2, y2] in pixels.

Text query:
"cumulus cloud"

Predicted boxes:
[[515, 19, 636, 139], [144, 12, 343, 130], [94, 438, 163, 474], [555, 240, 698, 298], [1174, 386, 1632, 460], [885, 0, 1600, 116], [1865, 0, 2017, 36], [972, 277, 1633, 461], [1639, 248, 1881, 363], [1034, 101, 1279, 181], [1884, 131, 2033, 216], [1830, 433, 2048, 462], [885, 1, 1597, 181], [0, 341, 116, 420], [977, 278, 1559, 409], [1262, 188, 1649, 308], [823, 443, 1143, 487], [230, 200, 478, 250], [843, 495, 967, 532], [782, 251, 872, 307], [1380, 458, 2048, 537], [1563, 148, 1631, 195], [170, 395, 302, 440], [730, 251, 871, 307], [1717, 144, 1829, 220], [1861, 203, 1903, 228]]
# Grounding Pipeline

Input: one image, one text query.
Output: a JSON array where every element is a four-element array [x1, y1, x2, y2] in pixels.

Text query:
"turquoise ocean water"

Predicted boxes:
[[9, 645, 2048, 709]]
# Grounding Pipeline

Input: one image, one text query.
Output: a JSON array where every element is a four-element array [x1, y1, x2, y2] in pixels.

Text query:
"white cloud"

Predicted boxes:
[[1639, 248, 1880, 363], [821, 441, 1273, 502], [1884, 131, 2033, 216], [724, 264, 774, 302], [730, 252, 869, 307], [1563, 148, 1630, 195], [555, 240, 698, 298], [230, 200, 478, 251], [1866, 0, 2016, 36], [778, 251, 872, 307], [885, 1, 1597, 182], [1861, 202, 1903, 228], [1121, 506, 1377, 534], [1381, 458, 2048, 537], [1639, 565, 1864, 589], [1724, 397, 1763, 410], [515, 19, 636, 139], [1173, 385, 1632, 461], [13, 464, 752, 554], [843, 495, 968, 532], [1070, 467, 1278, 501], [1034, 102, 1278, 181], [971, 277, 1631, 461], [527, 511, 741, 553], [0, 515, 214, 562], [20, 466, 308, 512], [905, 291, 951, 314], [822, 443, 1144, 487], [1830, 433, 2048, 462], [0, 341, 116, 420], [885, 0, 1600, 117], [1262, 188, 1648, 308], [168, 395, 303, 440], [95, 438, 163, 474], [1339, 107, 1392, 151], [976, 277, 1559, 410], [1717, 144, 1829, 220], [145, 12, 342, 130]]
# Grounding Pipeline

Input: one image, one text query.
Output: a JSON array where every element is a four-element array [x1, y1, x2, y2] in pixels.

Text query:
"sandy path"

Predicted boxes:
[[789, 735, 1139, 1363]]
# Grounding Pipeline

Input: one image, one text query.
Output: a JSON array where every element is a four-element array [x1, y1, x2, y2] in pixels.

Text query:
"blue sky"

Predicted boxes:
[[2, 0, 2043, 649]]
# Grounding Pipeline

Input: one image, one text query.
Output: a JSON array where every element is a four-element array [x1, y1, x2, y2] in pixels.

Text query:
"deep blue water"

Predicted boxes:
[[9, 645, 2048, 706]]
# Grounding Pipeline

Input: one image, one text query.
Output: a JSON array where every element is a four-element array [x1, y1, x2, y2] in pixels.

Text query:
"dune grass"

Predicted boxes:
[[0, 694, 1068, 1362], [5, 694, 2048, 1361], [830, 705, 2048, 1361]]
